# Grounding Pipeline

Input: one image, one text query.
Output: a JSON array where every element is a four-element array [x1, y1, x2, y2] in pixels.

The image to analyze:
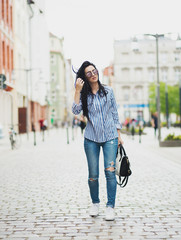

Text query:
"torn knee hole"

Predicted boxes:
[[89, 178, 96, 181], [105, 161, 115, 172], [105, 167, 115, 172]]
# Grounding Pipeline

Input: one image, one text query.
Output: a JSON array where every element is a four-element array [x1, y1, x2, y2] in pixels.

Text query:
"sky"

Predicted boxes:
[[44, 0, 181, 71]]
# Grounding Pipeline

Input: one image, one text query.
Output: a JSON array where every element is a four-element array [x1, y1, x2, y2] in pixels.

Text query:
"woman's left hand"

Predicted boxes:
[[117, 129, 123, 145], [118, 135, 124, 146]]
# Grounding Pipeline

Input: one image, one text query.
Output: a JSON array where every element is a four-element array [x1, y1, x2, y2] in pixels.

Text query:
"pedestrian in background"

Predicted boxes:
[[151, 112, 158, 137], [72, 61, 123, 221], [130, 118, 136, 140]]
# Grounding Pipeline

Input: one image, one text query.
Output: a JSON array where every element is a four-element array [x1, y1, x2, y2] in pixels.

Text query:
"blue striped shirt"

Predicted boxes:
[[72, 86, 121, 143]]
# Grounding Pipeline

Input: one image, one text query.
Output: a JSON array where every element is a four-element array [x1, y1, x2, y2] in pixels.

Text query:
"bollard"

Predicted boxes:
[[139, 126, 142, 143], [33, 130, 36, 146], [42, 130, 44, 142], [32, 124, 36, 146], [66, 127, 69, 144], [72, 126, 74, 141]]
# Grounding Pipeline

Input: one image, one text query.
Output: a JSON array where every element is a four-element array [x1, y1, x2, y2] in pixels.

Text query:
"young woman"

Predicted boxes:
[[72, 61, 123, 221]]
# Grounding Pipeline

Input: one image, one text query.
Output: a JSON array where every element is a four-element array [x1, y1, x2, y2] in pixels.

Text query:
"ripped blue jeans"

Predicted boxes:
[[84, 138, 118, 208]]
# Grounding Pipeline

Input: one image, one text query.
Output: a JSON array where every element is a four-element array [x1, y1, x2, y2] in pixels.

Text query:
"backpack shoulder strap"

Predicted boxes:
[[117, 176, 129, 188], [120, 145, 127, 156]]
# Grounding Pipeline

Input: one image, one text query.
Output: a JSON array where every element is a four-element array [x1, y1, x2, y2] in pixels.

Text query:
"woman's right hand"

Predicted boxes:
[[75, 78, 84, 92]]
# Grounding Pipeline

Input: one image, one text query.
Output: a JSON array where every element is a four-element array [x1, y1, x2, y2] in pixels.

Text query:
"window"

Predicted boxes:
[[2, 41, 5, 68], [18, 53, 21, 69], [51, 90, 56, 100], [51, 73, 55, 82], [175, 52, 180, 62], [2, 0, 4, 20], [10, 6, 13, 29], [6, 0, 9, 24], [51, 54, 55, 64], [135, 68, 142, 82], [161, 68, 168, 82], [175, 68, 181, 82], [7, 45, 10, 70], [148, 68, 155, 82], [11, 49, 13, 70], [131, 40, 139, 52], [121, 52, 129, 63], [148, 52, 155, 63], [122, 68, 129, 82], [17, 14, 20, 36], [133, 86, 143, 100], [122, 86, 130, 101], [161, 52, 167, 64], [134, 51, 141, 63]]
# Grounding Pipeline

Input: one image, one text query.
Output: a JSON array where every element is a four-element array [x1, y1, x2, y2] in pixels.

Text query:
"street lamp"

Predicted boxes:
[[144, 34, 164, 145], [27, 0, 43, 145], [165, 80, 169, 128], [176, 34, 181, 128]]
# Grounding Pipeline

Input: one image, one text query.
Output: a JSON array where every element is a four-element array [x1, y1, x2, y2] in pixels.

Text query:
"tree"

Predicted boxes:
[[149, 82, 179, 115], [149, 83, 156, 114], [168, 84, 179, 115]]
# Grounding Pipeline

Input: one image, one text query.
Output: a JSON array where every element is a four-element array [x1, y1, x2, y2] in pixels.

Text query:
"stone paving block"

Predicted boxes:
[[4, 238, 27, 240], [98, 238, 122, 240], [52, 238, 72, 240], [0, 129, 181, 240], [73, 237, 95, 240], [28, 238, 49, 240], [0, 235, 9, 239]]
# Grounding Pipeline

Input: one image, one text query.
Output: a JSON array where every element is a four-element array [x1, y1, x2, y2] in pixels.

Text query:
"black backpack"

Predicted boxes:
[[116, 145, 132, 187]]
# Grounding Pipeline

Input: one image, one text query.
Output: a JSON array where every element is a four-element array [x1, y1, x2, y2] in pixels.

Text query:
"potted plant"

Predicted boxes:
[[160, 133, 181, 147]]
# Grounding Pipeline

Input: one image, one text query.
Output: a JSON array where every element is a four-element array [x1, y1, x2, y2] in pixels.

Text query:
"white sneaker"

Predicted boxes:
[[105, 206, 115, 221], [89, 203, 99, 217]]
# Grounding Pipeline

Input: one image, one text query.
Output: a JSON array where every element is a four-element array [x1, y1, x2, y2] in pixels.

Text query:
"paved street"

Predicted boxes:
[[0, 127, 181, 240]]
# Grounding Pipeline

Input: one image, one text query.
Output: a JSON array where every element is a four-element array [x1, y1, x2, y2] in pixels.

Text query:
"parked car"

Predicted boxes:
[[0, 123, 4, 139]]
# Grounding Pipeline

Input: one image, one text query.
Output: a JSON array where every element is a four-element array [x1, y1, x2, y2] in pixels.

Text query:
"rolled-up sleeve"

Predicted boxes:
[[72, 101, 82, 115], [110, 89, 122, 129]]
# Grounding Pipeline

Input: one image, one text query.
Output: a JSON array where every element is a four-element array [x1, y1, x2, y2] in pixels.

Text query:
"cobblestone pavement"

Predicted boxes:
[[0, 128, 181, 240]]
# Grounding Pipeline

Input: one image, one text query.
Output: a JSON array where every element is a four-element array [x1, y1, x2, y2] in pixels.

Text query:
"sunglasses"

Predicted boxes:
[[85, 69, 98, 78]]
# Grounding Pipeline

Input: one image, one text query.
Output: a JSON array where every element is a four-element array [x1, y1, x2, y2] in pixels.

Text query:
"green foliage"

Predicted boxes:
[[149, 82, 179, 115], [149, 83, 157, 113], [164, 133, 181, 141]]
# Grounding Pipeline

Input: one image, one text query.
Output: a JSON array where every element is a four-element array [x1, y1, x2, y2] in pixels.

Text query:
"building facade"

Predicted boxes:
[[0, 0, 50, 137], [30, 0, 50, 132], [65, 58, 74, 125], [12, 0, 30, 133], [102, 65, 114, 86], [49, 33, 66, 127], [0, 0, 14, 134], [114, 37, 181, 124], [12, 0, 49, 134]]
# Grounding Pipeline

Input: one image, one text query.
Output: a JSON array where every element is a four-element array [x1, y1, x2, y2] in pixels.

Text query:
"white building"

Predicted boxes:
[[114, 37, 181, 124], [49, 33, 66, 126], [12, 0, 50, 133], [12, 0, 30, 133], [65, 58, 74, 124], [30, 0, 50, 127], [30, 0, 50, 105]]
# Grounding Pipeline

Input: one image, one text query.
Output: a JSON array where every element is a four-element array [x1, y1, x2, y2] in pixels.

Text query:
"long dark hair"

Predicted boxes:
[[74, 61, 107, 120]]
